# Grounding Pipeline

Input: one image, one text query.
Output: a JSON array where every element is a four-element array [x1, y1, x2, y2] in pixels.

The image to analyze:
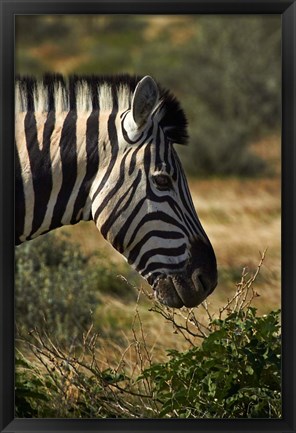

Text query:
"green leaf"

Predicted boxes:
[[246, 365, 254, 375]]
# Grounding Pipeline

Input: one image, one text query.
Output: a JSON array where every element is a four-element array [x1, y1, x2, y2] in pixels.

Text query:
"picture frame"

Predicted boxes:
[[0, 0, 295, 432]]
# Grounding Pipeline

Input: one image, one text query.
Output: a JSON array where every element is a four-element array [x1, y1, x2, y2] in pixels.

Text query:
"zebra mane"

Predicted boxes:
[[15, 73, 188, 145]]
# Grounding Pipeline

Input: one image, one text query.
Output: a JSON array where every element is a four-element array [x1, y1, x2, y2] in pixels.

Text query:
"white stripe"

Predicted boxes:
[[33, 83, 48, 113], [61, 112, 89, 224], [54, 81, 68, 113], [99, 83, 113, 112], [35, 112, 48, 150], [15, 82, 26, 113], [117, 84, 132, 112], [76, 81, 92, 112]]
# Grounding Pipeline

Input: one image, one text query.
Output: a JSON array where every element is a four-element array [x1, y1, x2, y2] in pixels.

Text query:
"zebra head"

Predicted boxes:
[[92, 75, 217, 308]]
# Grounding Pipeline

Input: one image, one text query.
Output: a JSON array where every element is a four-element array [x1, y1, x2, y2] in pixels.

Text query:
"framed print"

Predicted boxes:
[[0, 1, 295, 432]]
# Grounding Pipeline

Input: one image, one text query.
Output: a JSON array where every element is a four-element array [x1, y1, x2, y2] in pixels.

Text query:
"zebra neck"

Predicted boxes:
[[16, 110, 101, 243]]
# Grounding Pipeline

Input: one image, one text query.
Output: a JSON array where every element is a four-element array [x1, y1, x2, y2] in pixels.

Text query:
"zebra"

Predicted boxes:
[[15, 73, 217, 308]]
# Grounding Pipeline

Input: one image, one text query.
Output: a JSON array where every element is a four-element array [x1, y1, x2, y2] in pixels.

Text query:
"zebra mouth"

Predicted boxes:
[[153, 272, 208, 308]]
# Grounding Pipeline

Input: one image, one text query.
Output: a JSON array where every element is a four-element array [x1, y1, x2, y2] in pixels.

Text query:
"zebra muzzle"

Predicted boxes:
[[153, 271, 209, 309], [153, 276, 184, 308]]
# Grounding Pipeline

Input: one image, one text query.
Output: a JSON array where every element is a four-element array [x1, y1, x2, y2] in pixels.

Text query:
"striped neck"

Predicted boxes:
[[15, 74, 188, 243]]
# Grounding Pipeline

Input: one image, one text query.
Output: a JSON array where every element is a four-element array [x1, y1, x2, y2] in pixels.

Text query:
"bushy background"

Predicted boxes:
[[15, 234, 139, 343]]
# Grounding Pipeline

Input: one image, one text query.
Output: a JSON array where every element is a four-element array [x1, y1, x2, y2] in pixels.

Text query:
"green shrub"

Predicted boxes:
[[118, 15, 281, 177], [140, 308, 281, 418], [15, 243, 281, 419], [15, 347, 136, 418], [15, 233, 138, 342], [15, 307, 281, 419], [15, 350, 59, 418]]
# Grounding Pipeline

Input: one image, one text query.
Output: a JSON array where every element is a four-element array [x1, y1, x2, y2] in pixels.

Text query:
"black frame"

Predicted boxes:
[[0, 1, 295, 432]]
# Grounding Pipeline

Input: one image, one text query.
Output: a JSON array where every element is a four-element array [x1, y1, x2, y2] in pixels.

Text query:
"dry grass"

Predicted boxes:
[[188, 176, 280, 311]]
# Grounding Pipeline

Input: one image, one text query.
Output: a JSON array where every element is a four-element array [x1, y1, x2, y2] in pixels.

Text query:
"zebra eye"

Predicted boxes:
[[153, 173, 173, 190]]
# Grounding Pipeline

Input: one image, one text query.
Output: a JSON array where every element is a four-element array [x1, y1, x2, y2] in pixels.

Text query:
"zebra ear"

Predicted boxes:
[[131, 76, 159, 129]]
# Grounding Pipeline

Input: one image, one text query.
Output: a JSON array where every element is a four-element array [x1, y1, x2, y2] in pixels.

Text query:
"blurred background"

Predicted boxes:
[[15, 15, 281, 354]]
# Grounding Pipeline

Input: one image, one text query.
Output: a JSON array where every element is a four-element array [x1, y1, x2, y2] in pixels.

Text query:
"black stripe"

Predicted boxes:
[[129, 144, 144, 175], [168, 199, 184, 223], [113, 197, 146, 253], [137, 243, 186, 273], [126, 211, 191, 252], [100, 168, 142, 240], [93, 147, 133, 223], [90, 79, 99, 109], [143, 141, 152, 182], [174, 153, 202, 235], [50, 110, 77, 230], [142, 259, 188, 277], [71, 110, 99, 223], [154, 128, 162, 170], [69, 76, 77, 111], [91, 85, 119, 203], [33, 112, 54, 235], [15, 143, 25, 243], [179, 173, 206, 238], [24, 112, 54, 238], [127, 230, 184, 265], [170, 146, 178, 181], [25, 77, 36, 111], [163, 135, 171, 174]]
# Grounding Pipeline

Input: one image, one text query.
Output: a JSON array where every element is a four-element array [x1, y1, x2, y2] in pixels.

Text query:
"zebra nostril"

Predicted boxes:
[[188, 237, 218, 295], [191, 270, 217, 296]]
